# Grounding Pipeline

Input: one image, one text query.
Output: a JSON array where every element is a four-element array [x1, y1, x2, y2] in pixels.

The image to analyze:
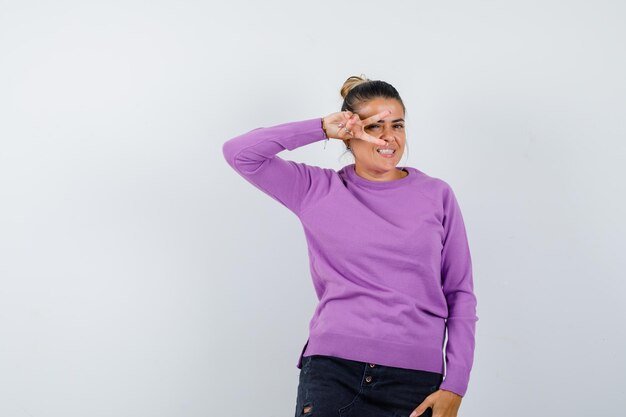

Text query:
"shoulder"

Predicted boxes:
[[301, 163, 341, 191], [406, 167, 454, 200]]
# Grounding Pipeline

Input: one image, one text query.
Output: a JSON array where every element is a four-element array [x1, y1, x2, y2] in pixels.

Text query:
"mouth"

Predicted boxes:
[[376, 148, 396, 158]]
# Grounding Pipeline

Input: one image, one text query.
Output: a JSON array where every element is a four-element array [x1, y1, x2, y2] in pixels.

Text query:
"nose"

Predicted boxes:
[[380, 125, 396, 143]]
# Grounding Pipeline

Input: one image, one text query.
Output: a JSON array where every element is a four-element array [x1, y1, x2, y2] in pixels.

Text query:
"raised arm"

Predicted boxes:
[[222, 110, 391, 216], [222, 117, 328, 216]]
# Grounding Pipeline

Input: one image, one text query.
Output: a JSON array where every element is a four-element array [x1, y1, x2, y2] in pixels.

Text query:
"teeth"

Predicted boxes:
[[377, 149, 395, 154]]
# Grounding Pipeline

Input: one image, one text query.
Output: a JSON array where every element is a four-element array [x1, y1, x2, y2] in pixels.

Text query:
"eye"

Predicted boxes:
[[366, 124, 380, 129], [394, 124, 404, 129]]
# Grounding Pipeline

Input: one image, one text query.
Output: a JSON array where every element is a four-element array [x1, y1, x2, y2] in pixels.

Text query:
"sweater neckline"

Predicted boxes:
[[345, 163, 415, 189]]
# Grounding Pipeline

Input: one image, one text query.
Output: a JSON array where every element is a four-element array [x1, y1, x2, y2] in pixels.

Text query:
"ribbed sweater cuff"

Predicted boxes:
[[439, 365, 471, 397], [281, 117, 328, 150]]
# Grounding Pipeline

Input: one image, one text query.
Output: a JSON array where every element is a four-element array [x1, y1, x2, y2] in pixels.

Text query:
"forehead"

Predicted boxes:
[[356, 98, 404, 119]]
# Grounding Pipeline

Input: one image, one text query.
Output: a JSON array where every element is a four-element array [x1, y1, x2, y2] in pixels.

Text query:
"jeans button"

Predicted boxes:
[[365, 376, 372, 382], [369, 363, 375, 367]]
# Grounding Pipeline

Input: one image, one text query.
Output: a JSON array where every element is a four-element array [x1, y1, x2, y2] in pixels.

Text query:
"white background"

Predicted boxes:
[[1, 1, 625, 416]]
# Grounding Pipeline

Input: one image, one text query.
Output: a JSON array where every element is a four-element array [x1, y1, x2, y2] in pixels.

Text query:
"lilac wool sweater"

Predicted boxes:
[[222, 117, 478, 397]]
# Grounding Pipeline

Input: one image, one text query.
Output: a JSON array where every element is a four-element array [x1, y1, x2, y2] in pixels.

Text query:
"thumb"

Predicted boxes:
[[409, 398, 433, 417]]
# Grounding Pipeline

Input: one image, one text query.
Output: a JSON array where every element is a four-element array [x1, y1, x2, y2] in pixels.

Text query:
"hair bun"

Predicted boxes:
[[340, 74, 370, 99]]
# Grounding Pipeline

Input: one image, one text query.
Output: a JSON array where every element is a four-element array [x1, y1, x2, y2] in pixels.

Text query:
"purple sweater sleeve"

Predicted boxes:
[[438, 183, 479, 397], [221, 117, 327, 215]]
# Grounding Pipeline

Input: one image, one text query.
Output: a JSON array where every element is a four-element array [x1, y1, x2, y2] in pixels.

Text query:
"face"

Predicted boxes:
[[348, 97, 406, 180]]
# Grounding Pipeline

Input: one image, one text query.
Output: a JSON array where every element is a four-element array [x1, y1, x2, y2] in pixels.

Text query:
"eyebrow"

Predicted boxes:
[[373, 118, 405, 123]]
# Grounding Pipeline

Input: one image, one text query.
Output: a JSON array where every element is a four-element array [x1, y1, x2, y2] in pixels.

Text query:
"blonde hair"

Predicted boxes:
[[340, 74, 371, 99]]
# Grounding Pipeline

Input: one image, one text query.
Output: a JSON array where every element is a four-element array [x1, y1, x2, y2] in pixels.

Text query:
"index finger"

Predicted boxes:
[[361, 109, 392, 125]]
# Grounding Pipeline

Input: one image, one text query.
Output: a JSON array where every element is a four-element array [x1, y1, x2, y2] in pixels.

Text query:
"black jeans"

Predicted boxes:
[[294, 354, 443, 417]]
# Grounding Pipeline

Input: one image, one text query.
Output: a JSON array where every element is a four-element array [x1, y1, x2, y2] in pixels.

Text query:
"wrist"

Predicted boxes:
[[321, 117, 329, 139]]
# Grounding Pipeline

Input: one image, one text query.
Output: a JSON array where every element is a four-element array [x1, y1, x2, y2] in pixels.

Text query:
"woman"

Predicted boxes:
[[222, 75, 478, 417]]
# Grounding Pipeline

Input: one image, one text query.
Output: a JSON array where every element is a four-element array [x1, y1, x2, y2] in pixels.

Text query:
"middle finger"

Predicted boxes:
[[362, 109, 392, 125]]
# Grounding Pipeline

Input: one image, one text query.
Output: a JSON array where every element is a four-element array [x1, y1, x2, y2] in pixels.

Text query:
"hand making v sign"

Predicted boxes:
[[322, 109, 392, 147]]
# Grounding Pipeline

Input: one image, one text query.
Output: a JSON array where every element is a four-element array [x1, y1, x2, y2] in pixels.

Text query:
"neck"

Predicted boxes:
[[354, 164, 408, 182]]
